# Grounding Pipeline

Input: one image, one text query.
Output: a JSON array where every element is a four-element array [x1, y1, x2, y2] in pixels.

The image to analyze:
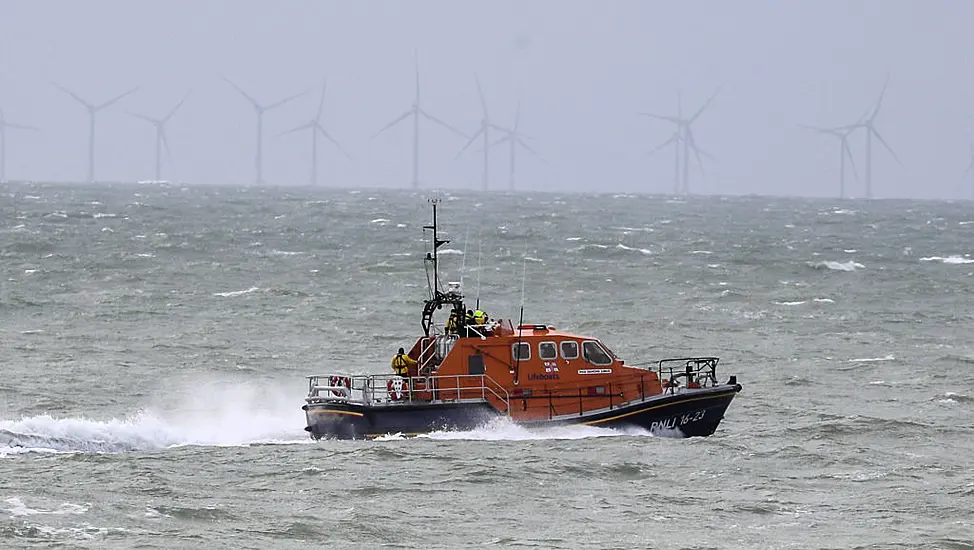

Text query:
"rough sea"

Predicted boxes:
[[1, 182, 972, 549]]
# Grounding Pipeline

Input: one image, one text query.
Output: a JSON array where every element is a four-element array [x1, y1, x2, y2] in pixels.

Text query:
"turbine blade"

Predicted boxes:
[[488, 123, 510, 133], [278, 121, 314, 137], [475, 76, 488, 118], [869, 74, 891, 122], [414, 48, 421, 106], [420, 109, 467, 138], [315, 79, 328, 122], [490, 135, 512, 148], [52, 82, 93, 109], [871, 127, 904, 167], [646, 134, 678, 159], [371, 109, 413, 139], [161, 131, 176, 175], [454, 126, 485, 159], [686, 129, 712, 165], [516, 138, 542, 159], [798, 123, 836, 136], [223, 76, 260, 108], [265, 90, 305, 112], [163, 93, 190, 123], [689, 86, 722, 123], [640, 113, 681, 125], [842, 137, 859, 181], [95, 87, 139, 111], [128, 111, 159, 125], [514, 98, 521, 132], [318, 125, 352, 159]]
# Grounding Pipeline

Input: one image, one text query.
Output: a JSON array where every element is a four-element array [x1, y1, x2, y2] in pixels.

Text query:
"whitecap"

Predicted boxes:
[[775, 301, 806, 306], [213, 287, 259, 297], [370, 218, 389, 224], [848, 355, 895, 363], [437, 249, 464, 255], [813, 298, 835, 303], [616, 243, 652, 255], [920, 255, 974, 264], [814, 260, 864, 271]]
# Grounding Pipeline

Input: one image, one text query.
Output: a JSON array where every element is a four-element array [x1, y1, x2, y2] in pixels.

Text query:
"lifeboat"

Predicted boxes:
[[302, 200, 742, 439]]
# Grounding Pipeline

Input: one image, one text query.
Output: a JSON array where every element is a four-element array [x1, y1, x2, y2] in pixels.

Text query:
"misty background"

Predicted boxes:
[[0, 0, 971, 199]]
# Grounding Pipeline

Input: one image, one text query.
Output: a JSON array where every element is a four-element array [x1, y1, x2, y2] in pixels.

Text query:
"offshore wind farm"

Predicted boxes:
[[0, 2, 971, 200]]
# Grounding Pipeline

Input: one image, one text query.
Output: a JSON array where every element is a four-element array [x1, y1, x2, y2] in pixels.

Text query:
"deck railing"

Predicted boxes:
[[305, 373, 510, 414]]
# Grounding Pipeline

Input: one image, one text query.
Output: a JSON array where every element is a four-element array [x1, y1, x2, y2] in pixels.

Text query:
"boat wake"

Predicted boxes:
[[375, 417, 668, 441], [0, 382, 308, 455]]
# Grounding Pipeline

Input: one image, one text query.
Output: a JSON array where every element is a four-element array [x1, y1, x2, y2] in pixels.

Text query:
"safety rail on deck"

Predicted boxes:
[[656, 357, 720, 394], [305, 373, 510, 414]]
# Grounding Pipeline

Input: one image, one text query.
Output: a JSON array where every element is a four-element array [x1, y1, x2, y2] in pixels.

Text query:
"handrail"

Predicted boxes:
[[656, 357, 721, 394], [305, 372, 510, 414]]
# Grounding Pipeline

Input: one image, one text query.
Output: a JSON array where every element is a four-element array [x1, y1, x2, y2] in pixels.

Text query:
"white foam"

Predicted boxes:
[[437, 249, 464, 255], [415, 416, 654, 441], [616, 243, 652, 255], [213, 287, 259, 297], [920, 255, 974, 264], [690, 250, 713, 255], [775, 301, 806, 306], [3, 497, 89, 518], [813, 298, 835, 303], [848, 355, 895, 363], [370, 218, 389, 223], [0, 381, 308, 454], [815, 260, 864, 271]]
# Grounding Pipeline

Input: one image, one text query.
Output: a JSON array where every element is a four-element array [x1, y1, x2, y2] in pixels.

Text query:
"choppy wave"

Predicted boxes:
[[0, 382, 307, 454], [920, 255, 974, 264], [810, 260, 865, 272], [409, 417, 658, 441]]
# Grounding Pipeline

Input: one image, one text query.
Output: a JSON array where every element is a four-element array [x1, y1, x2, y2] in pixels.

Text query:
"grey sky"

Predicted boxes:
[[0, 1, 971, 198]]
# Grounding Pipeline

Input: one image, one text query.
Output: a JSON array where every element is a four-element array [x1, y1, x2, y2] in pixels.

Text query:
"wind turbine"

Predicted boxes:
[[455, 77, 507, 191], [280, 79, 349, 186], [53, 83, 139, 183], [799, 123, 859, 199], [372, 50, 466, 189], [0, 108, 38, 184], [129, 94, 189, 182], [491, 100, 543, 191], [843, 78, 903, 199], [641, 88, 719, 195], [223, 77, 304, 185], [643, 92, 684, 195]]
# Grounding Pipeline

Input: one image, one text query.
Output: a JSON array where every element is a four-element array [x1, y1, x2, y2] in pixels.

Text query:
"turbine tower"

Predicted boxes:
[[372, 50, 466, 189], [491, 100, 542, 191], [843, 77, 902, 199], [455, 77, 506, 191], [641, 88, 719, 195], [0, 108, 38, 184], [129, 94, 189, 182], [53, 83, 139, 183], [224, 77, 304, 185], [280, 79, 349, 186], [799, 124, 859, 199]]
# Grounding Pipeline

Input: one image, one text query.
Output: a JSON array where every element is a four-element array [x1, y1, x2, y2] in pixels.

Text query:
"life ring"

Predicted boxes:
[[387, 377, 408, 400], [329, 376, 351, 397]]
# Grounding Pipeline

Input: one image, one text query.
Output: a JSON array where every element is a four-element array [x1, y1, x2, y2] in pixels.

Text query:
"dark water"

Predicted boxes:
[[1, 182, 973, 548]]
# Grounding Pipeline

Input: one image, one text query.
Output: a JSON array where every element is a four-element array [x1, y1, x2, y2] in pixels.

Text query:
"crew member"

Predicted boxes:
[[445, 310, 458, 334], [473, 309, 487, 326], [391, 347, 416, 377]]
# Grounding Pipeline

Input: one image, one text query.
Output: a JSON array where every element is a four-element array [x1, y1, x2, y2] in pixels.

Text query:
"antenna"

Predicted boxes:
[[513, 240, 528, 385], [475, 228, 483, 310], [459, 225, 470, 288]]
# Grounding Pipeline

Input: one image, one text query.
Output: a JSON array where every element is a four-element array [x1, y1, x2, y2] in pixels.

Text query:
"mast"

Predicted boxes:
[[421, 199, 454, 336]]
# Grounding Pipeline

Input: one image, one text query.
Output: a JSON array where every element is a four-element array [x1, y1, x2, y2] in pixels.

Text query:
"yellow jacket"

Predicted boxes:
[[391, 352, 417, 375]]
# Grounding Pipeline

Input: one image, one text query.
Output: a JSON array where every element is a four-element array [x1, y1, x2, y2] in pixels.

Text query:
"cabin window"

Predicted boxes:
[[582, 341, 613, 366], [512, 342, 531, 361], [560, 340, 579, 360], [539, 341, 557, 360]]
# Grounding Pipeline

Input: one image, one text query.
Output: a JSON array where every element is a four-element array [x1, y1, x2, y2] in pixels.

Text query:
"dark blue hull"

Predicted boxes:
[[304, 384, 741, 440]]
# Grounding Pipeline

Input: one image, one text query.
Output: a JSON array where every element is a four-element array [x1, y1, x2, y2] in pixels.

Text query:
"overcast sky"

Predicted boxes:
[[1, 1, 971, 199]]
